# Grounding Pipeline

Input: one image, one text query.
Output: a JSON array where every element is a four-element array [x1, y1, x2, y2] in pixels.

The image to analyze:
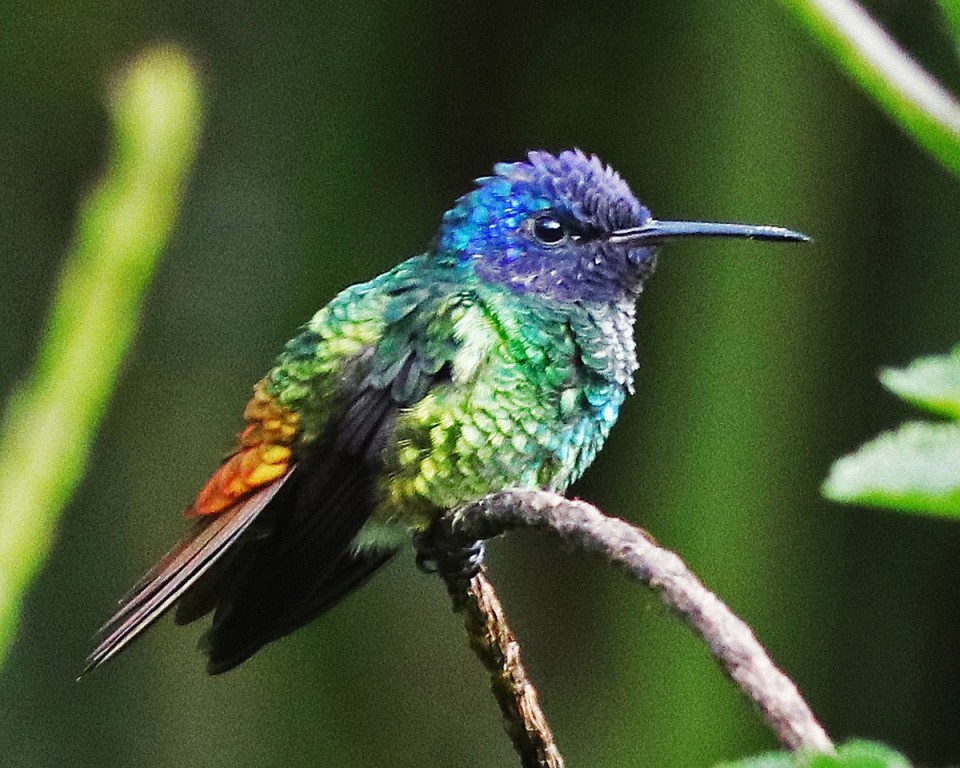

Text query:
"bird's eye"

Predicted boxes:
[[532, 215, 566, 246]]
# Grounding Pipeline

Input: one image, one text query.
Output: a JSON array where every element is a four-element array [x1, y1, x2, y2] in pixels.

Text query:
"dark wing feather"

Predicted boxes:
[[202, 548, 394, 674], [190, 437, 385, 673], [189, 337, 455, 673]]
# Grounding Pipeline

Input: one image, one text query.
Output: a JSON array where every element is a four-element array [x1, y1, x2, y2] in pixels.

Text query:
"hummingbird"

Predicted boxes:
[[87, 149, 807, 675]]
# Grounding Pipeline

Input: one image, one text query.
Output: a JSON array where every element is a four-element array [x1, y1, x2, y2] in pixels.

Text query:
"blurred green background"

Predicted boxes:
[[2, 2, 960, 767]]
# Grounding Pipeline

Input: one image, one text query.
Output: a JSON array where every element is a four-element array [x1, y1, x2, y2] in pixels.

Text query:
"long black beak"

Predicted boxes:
[[609, 220, 810, 245]]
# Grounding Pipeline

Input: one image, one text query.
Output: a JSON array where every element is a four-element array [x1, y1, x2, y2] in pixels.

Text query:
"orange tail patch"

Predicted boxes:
[[190, 381, 300, 516]]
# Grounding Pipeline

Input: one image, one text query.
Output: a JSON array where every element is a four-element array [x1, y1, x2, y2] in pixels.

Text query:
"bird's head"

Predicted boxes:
[[438, 149, 807, 303]]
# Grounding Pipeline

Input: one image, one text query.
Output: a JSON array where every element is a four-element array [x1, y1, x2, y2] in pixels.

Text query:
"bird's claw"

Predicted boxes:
[[414, 531, 485, 582]]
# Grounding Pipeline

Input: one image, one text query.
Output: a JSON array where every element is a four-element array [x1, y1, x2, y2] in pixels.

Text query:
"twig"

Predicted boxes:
[[440, 568, 564, 768], [434, 489, 835, 754]]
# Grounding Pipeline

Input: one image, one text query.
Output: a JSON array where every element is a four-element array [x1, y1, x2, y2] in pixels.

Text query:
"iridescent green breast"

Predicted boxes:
[[379, 284, 635, 528]]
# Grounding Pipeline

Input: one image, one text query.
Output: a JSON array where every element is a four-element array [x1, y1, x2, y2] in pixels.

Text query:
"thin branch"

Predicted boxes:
[[434, 489, 835, 754], [777, 0, 960, 180], [440, 568, 564, 768]]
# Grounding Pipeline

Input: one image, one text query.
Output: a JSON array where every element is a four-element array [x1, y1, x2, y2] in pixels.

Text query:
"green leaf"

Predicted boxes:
[[717, 739, 912, 768], [823, 422, 960, 516], [880, 345, 960, 418], [810, 741, 912, 768]]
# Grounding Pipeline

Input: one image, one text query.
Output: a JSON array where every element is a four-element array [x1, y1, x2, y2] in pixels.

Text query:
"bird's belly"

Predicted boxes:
[[373, 377, 623, 531]]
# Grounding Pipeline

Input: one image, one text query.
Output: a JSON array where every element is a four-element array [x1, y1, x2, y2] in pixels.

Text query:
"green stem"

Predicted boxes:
[[778, 0, 960, 179], [0, 45, 202, 668]]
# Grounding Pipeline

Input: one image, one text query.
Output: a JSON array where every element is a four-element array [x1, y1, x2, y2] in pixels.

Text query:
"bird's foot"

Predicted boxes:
[[414, 529, 485, 582]]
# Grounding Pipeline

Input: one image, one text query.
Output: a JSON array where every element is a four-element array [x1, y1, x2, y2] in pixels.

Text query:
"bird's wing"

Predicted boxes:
[[87, 264, 470, 674], [191, 276, 465, 673]]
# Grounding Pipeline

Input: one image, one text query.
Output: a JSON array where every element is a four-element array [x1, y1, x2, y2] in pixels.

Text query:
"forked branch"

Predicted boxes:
[[428, 489, 833, 767]]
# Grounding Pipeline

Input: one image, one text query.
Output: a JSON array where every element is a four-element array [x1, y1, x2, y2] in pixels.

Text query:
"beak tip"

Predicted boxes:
[[770, 228, 812, 244]]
